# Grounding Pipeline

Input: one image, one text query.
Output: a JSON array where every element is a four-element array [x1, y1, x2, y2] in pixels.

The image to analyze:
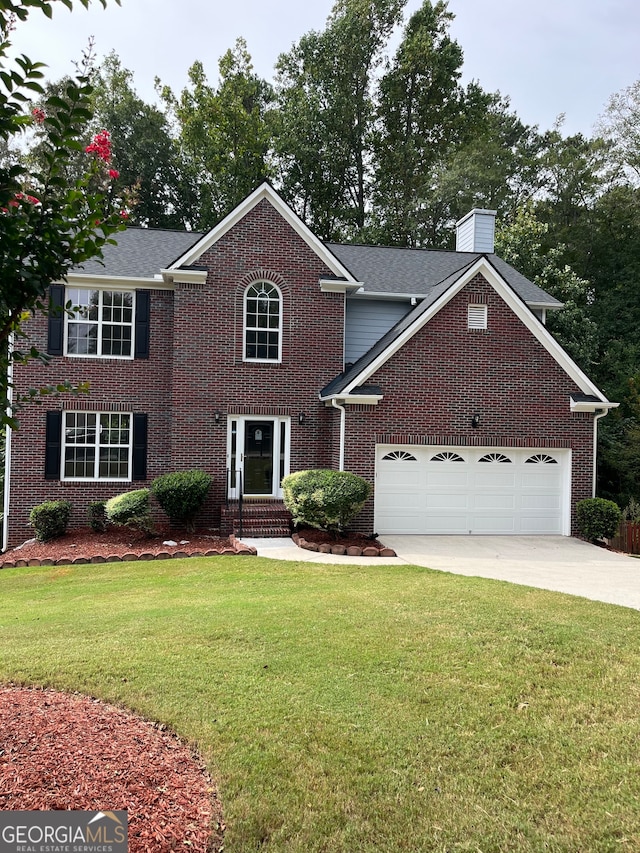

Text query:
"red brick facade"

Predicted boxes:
[[5, 198, 598, 545], [338, 275, 593, 533]]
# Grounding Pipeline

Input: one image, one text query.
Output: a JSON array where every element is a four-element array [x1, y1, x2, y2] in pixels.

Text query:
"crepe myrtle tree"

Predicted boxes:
[[0, 0, 128, 428]]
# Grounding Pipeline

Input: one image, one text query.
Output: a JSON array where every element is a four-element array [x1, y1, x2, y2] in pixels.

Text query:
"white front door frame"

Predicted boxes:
[[226, 415, 290, 499]]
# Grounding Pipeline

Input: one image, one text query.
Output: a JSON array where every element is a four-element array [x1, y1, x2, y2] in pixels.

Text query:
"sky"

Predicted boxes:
[[8, 0, 640, 137]]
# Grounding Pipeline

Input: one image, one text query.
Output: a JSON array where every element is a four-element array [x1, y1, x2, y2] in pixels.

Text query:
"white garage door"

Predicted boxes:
[[375, 446, 570, 535]]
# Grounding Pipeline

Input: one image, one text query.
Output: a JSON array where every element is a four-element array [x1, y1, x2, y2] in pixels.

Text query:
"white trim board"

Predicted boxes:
[[169, 183, 357, 283]]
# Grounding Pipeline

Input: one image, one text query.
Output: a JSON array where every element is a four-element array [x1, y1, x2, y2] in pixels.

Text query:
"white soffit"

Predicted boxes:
[[64, 273, 172, 290], [168, 183, 357, 283], [341, 257, 612, 403]]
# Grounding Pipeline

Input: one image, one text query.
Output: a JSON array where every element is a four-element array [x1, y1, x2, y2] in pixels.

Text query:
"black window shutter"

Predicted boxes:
[[134, 290, 150, 359], [44, 411, 62, 480], [47, 285, 65, 356], [132, 413, 148, 481]]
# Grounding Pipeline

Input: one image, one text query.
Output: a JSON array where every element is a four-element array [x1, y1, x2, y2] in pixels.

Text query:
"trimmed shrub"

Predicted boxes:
[[87, 500, 108, 533], [282, 469, 371, 534], [151, 469, 212, 530], [29, 500, 71, 542], [576, 497, 621, 543], [106, 489, 153, 535]]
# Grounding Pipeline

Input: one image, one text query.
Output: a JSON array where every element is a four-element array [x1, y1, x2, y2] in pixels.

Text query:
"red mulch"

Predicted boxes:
[[4, 526, 236, 565], [0, 685, 224, 852]]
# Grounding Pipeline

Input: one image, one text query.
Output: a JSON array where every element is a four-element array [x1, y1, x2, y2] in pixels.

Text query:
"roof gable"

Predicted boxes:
[[321, 256, 611, 403], [169, 183, 357, 281]]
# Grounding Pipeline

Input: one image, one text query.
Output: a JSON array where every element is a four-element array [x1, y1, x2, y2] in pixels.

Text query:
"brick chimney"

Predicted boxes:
[[455, 208, 497, 253]]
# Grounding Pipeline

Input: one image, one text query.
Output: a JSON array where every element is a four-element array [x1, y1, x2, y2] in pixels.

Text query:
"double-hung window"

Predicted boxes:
[[66, 287, 134, 357], [63, 412, 132, 480], [244, 282, 282, 362]]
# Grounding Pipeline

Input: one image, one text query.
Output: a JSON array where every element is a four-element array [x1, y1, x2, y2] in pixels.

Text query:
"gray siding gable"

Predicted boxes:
[[345, 298, 412, 364]]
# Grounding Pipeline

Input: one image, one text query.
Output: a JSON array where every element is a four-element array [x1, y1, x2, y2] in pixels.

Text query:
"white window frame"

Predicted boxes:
[[62, 411, 133, 481], [243, 281, 283, 363], [65, 286, 135, 359], [467, 303, 488, 330]]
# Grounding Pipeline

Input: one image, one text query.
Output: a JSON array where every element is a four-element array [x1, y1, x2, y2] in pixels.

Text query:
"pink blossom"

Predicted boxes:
[[85, 129, 112, 163], [108, 169, 120, 180], [119, 211, 129, 220], [31, 107, 46, 124]]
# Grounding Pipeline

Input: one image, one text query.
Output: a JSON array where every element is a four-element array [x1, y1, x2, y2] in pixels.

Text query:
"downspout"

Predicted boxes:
[[2, 334, 14, 553], [331, 398, 346, 471], [593, 410, 608, 497]]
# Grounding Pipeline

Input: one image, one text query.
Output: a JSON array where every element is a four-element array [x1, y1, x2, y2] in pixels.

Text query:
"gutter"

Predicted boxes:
[[2, 335, 14, 553], [593, 410, 609, 497], [330, 399, 346, 471]]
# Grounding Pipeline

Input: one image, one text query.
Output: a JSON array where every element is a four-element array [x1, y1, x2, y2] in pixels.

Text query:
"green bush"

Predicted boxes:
[[576, 497, 621, 542], [29, 500, 71, 542], [87, 500, 108, 533], [282, 469, 371, 534], [105, 489, 153, 535], [150, 469, 212, 530]]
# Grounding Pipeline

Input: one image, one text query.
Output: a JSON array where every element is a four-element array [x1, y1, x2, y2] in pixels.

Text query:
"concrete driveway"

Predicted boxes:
[[244, 535, 640, 610], [381, 535, 640, 610]]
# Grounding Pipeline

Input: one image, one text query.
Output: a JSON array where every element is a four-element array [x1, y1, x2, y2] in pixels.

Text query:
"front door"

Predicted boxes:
[[227, 416, 290, 499]]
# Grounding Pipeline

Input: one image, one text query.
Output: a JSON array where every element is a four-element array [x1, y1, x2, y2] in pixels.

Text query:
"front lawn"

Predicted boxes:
[[1, 557, 639, 851]]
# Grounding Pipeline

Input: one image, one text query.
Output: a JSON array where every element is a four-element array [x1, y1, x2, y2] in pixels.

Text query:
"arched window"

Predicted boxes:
[[244, 282, 282, 362], [382, 450, 418, 461], [431, 451, 465, 462]]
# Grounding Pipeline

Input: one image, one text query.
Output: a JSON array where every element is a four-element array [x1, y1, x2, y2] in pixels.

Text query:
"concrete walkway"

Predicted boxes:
[[240, 535, 640, 610]]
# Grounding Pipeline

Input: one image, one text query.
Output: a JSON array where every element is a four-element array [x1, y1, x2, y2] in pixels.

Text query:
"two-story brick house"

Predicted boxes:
[[2, 183, 616, 548]]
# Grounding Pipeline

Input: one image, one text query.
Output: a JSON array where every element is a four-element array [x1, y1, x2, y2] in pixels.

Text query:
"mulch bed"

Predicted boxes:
[[0, 685, 224, 852], [1, 525, 255, 568]]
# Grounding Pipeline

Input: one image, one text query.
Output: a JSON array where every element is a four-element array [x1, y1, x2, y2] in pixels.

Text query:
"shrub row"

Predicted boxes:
[[29, 469, 213, 541]]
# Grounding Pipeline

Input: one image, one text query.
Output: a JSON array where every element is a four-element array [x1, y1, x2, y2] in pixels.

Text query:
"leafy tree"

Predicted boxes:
[[494, 205, 598, 372], [596, 78, 640, 184], [424, 92, 546, 247], [369, 0, 465, 246], [274, 0, 404, 240], [0, 0, 126, 428], [91, 52, 192, 228], [160, 38, 273, 230]]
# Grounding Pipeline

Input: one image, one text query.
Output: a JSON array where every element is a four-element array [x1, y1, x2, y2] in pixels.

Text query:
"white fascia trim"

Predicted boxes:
[[160, 268, 208, 286], [570, 399, 619, 413], [348, 290, 423, 302], [65, 273, 173, 291], [168, 183, 358, 282], [321, 394, 383, 405], [528, 300, 564, 310], [339, 256, 612, 402], [319, 279, 363, 294]]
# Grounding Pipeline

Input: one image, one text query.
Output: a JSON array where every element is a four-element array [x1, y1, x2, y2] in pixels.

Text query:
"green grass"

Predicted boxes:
[[1, 556, 640, 852]]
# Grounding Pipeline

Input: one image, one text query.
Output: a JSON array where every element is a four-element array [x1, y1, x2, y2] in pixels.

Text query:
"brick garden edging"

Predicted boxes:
[[0, 536, 257, 569], [291, 533, 396, 558]]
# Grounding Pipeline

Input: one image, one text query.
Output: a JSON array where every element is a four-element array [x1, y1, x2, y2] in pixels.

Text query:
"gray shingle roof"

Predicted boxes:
[[72, 228, 560, 311], [326, 242, 561, 308], [320, 255, 562, 399], [71, 228, 204, 279]]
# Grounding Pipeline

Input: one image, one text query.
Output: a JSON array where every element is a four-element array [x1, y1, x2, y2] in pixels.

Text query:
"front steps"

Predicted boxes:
[[221, 500, 292, 538]]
